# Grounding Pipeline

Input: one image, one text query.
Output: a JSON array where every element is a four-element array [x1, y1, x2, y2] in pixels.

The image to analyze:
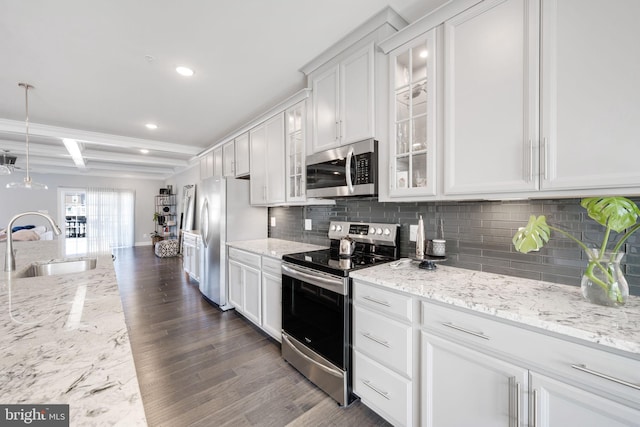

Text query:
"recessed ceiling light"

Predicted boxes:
[[140, 149, 149, 154], [176, 66, 195, 77], [419, 50, 428, 58], [145, 123, 158, 130], [63, 138, 86, 169]]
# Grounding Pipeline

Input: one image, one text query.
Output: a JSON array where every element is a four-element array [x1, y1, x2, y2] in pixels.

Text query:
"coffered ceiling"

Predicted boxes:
[[0, 0, 444, 180]]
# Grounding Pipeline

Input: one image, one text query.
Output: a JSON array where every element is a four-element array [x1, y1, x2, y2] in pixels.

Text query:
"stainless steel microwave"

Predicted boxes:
[[305, 139, 377, 198]]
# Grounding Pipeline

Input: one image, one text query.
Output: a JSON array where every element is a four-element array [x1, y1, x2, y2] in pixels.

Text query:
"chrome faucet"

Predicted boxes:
[[4, 211, 62, 272]]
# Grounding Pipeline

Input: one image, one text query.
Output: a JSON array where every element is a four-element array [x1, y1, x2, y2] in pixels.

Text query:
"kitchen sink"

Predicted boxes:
[[18, 257, 98, 278]]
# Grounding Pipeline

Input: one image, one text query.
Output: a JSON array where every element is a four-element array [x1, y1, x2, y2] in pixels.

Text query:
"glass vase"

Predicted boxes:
[[580, 249, 629, 307]]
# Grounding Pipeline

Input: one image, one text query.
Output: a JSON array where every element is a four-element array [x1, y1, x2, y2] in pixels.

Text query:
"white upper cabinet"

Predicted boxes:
[[312, 65, 340, 153], [443, 0, 539, 196], [388, 31, 437, 198], [199, 151, 214, 180], [540, 0, 640, 191], [222, 140, 235, 177], [221, 132, 249, 178], [341, 45, 375, 145], [212, 146, 223, 177], [440, 0, 640, 198], [234, 132, 250, 177], [249, 123, 267, 205], [249, 113, 286, 206], [285, 100, 306, 203], [310, 44, 375, 153]]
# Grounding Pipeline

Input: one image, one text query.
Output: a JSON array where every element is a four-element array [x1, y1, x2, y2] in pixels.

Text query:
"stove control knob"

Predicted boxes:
[[383, 228, 391, 236], [336, 225, 343, 232], [330, 225, 336, 231], [369, 226, 376, 235], [376, 227, 383, 235]]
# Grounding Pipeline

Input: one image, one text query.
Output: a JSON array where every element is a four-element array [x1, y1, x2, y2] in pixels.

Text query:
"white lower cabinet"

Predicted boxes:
[[228, 248, 262, 327], [352, 279, 640, 426], [228, 248, 282, 340], [353, 350, 412, 426], [261, 257, 282, 342], [530, 372, 640, 427], [419, 300, 640, 427], [420, 331, 528, 427], [228, 259, 243, 310], [352, 281, 415, 426], [182, 232, 201, 282]]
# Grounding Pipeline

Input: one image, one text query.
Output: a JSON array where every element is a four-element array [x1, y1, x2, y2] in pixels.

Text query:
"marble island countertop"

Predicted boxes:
[[350, 260, 640, 356], [226, 238, 327, 259], [0, 240, 146, 425]]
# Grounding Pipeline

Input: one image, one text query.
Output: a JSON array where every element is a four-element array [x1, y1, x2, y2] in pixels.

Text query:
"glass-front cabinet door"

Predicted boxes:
[[389, 30, 436, 197], [285, 100, 306, 203]]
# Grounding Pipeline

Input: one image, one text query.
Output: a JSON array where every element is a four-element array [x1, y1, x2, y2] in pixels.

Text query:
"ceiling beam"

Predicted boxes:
[[0, 119, 203, 155]]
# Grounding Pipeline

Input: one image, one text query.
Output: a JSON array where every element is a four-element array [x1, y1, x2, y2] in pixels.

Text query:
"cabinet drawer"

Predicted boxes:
[[228, 248, 261, 268], [353, 305, 412, 378], [182, 232, 199, 246], [353, 350, 412, 427], [261, 256, 281, 277], [353, 281, 413, 322]]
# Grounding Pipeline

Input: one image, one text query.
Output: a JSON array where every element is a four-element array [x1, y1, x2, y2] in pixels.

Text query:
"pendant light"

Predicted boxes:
[[6, 83, 48, 190]]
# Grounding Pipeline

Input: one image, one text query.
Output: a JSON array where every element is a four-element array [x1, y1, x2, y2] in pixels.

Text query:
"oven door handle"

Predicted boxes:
[[281, 263, 346, 295], [282, 334, 343, 378]]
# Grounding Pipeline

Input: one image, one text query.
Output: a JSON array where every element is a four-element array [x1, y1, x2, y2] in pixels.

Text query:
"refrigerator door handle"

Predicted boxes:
[[200, 198, 209, 249]]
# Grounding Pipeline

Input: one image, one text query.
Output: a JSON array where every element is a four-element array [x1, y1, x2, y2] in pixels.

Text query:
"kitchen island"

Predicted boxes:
[[0, 240, 146, 426]]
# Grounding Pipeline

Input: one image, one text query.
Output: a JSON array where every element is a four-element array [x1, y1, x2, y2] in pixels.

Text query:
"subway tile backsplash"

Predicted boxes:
[[268, 197, 640, 296]]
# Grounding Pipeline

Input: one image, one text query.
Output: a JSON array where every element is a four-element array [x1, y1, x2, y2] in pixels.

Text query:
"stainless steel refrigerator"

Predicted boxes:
[[198, 177, 267, 310]]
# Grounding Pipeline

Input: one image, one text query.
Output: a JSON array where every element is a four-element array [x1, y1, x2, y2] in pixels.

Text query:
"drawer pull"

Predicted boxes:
[[571, 364, 640, 391], [361, 331, 390, 348], [362, 379, 391, 400], [442, 322, 490, 340], [362, 295, 391, 307]]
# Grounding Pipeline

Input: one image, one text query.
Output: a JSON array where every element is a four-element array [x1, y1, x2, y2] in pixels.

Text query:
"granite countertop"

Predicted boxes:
[[350, 260, 640, 356], [227, 238, 327, 259], [0, 240, 146, 425]]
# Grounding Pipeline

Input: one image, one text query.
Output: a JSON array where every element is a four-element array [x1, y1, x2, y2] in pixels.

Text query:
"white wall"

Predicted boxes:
[[164, 163, 200, 232], [0, 172, 163, 245]]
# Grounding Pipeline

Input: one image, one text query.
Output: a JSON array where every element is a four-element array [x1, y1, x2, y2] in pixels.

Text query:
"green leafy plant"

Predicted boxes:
[[512, 197, 640, 304]]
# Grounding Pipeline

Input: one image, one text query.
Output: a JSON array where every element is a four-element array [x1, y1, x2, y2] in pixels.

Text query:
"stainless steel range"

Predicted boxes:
[[281, 221, 400, 406]]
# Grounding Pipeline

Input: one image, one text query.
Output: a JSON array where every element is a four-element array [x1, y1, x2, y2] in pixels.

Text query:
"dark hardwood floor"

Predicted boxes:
[[113, 246, 390, 427]]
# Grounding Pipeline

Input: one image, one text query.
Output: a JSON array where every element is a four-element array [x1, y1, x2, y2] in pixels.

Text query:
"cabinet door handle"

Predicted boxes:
[[509, 376, 521, 427], [532, 388, 538, 427], [362, 379, 390, 400], [361, 331, 390, 348], [335, 121, 340, 141], [523, 139, 533, 183], [441, 322, 490, 340], [571, 364, 640, 390], [541, 137, 549, 181], [362, 295, 391, 307]]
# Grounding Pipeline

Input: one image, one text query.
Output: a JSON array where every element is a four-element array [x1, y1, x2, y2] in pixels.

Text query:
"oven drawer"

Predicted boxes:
[[353, 305, 412, 378], [353, 350, 412, 427], [353, 280, 413, 322], [228, 247, 261, 269]]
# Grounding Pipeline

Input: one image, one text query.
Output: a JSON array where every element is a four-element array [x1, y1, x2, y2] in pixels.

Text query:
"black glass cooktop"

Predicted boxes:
[[282, 249, 396, 277]]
